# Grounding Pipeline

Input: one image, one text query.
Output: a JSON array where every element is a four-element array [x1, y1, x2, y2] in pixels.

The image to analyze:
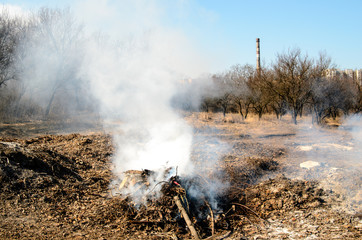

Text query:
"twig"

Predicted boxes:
[[145, 181, 168, 196], [222, 205, 235, 217], [234, 214, 261, 230], [129, 220, 162, 224], [231, 203, 269, 226], [118, 175, 130, 190], [174, 195, 200, 240], [231, 203, 261, 218], [204, 200, 215, 236]]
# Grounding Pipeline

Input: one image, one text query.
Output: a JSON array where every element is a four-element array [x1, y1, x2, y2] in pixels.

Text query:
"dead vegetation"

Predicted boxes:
[[0, 114, 361, 239]]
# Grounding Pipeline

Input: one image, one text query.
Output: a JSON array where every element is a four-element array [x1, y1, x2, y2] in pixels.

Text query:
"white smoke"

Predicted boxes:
[[286, 115, 362, 212], [11, 0, 225, 204], [75, 0, 211, 179], [341, 114, 362, 166]]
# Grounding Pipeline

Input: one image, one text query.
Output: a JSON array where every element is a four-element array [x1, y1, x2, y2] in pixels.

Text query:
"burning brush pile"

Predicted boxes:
[[108, 168, 269, 239], [104, 165, 362, 240]]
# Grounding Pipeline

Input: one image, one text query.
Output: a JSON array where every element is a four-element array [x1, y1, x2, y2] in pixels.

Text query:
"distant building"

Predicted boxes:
[[356, 69, 362, 85], [344, 69, 354, 79], [324, 69, 339, 78], [325, 68, 362, 85]]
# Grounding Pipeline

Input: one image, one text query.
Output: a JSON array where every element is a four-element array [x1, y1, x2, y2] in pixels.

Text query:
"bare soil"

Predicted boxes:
[[0, 113, 361, 239]]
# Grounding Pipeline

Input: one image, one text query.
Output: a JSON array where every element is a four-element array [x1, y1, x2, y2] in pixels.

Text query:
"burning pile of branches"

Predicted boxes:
[[108, 169, 267, 239]]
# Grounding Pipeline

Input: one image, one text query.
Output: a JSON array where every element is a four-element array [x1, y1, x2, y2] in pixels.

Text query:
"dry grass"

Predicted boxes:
[[0, 111, 360, 239]]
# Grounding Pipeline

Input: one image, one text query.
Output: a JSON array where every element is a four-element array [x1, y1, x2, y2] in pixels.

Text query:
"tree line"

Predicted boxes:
[[0, 7, 361, 124], [201, 49, 361, 124]]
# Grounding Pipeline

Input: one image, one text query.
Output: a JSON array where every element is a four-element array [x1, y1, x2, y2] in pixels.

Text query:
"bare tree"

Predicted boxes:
[[311, 75, 358, 124], [271, 48, 314, 124], [200, 96, 218, 113], [217, 92, 233, 118], [19, 7, 84, 118], [309, 52, 334, 124], [0, 9, 22, 87], [248, 69, 272, 120], [0, 9, 37, 121], [212, 73, 234, 118], [356, 83, 362, 113], [229, 64, 254, 120]]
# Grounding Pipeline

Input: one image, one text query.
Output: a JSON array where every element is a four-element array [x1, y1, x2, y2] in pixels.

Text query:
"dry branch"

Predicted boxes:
[[204, 200, 215, 236], [174, 195, 200, 240]]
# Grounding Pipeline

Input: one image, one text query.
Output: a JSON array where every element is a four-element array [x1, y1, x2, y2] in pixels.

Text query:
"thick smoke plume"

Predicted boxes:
[[10, 1, 228, 206], [81, 34, 195, 173], [72, 0, 222, 203]]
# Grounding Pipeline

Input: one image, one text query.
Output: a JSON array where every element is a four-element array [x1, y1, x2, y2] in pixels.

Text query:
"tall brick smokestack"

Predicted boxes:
[[256, 38, 260, 73]]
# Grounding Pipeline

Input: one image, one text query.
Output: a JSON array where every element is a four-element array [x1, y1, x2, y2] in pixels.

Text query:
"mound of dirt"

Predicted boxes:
[[241, 175, 325, 214], [0, 134, 113, 239], [231, 175, 361, 239], [0, 141, 81, 193]]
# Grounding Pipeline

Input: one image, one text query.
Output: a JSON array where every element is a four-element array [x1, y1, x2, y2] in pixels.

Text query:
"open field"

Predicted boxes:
[[188, 112, 361, 207], [0, 112, 361, 239]]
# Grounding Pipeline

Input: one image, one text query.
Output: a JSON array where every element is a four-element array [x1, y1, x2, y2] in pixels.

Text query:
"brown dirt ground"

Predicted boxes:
[[0, 113, 361, 239]]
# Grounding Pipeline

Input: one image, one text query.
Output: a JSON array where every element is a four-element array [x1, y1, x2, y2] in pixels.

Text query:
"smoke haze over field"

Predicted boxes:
[[3, 0, 231, 206], [6, 1, 361, 210]]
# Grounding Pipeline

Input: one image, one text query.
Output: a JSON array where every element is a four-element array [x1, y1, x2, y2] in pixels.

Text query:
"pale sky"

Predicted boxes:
[[2, 0, 361, 72]]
